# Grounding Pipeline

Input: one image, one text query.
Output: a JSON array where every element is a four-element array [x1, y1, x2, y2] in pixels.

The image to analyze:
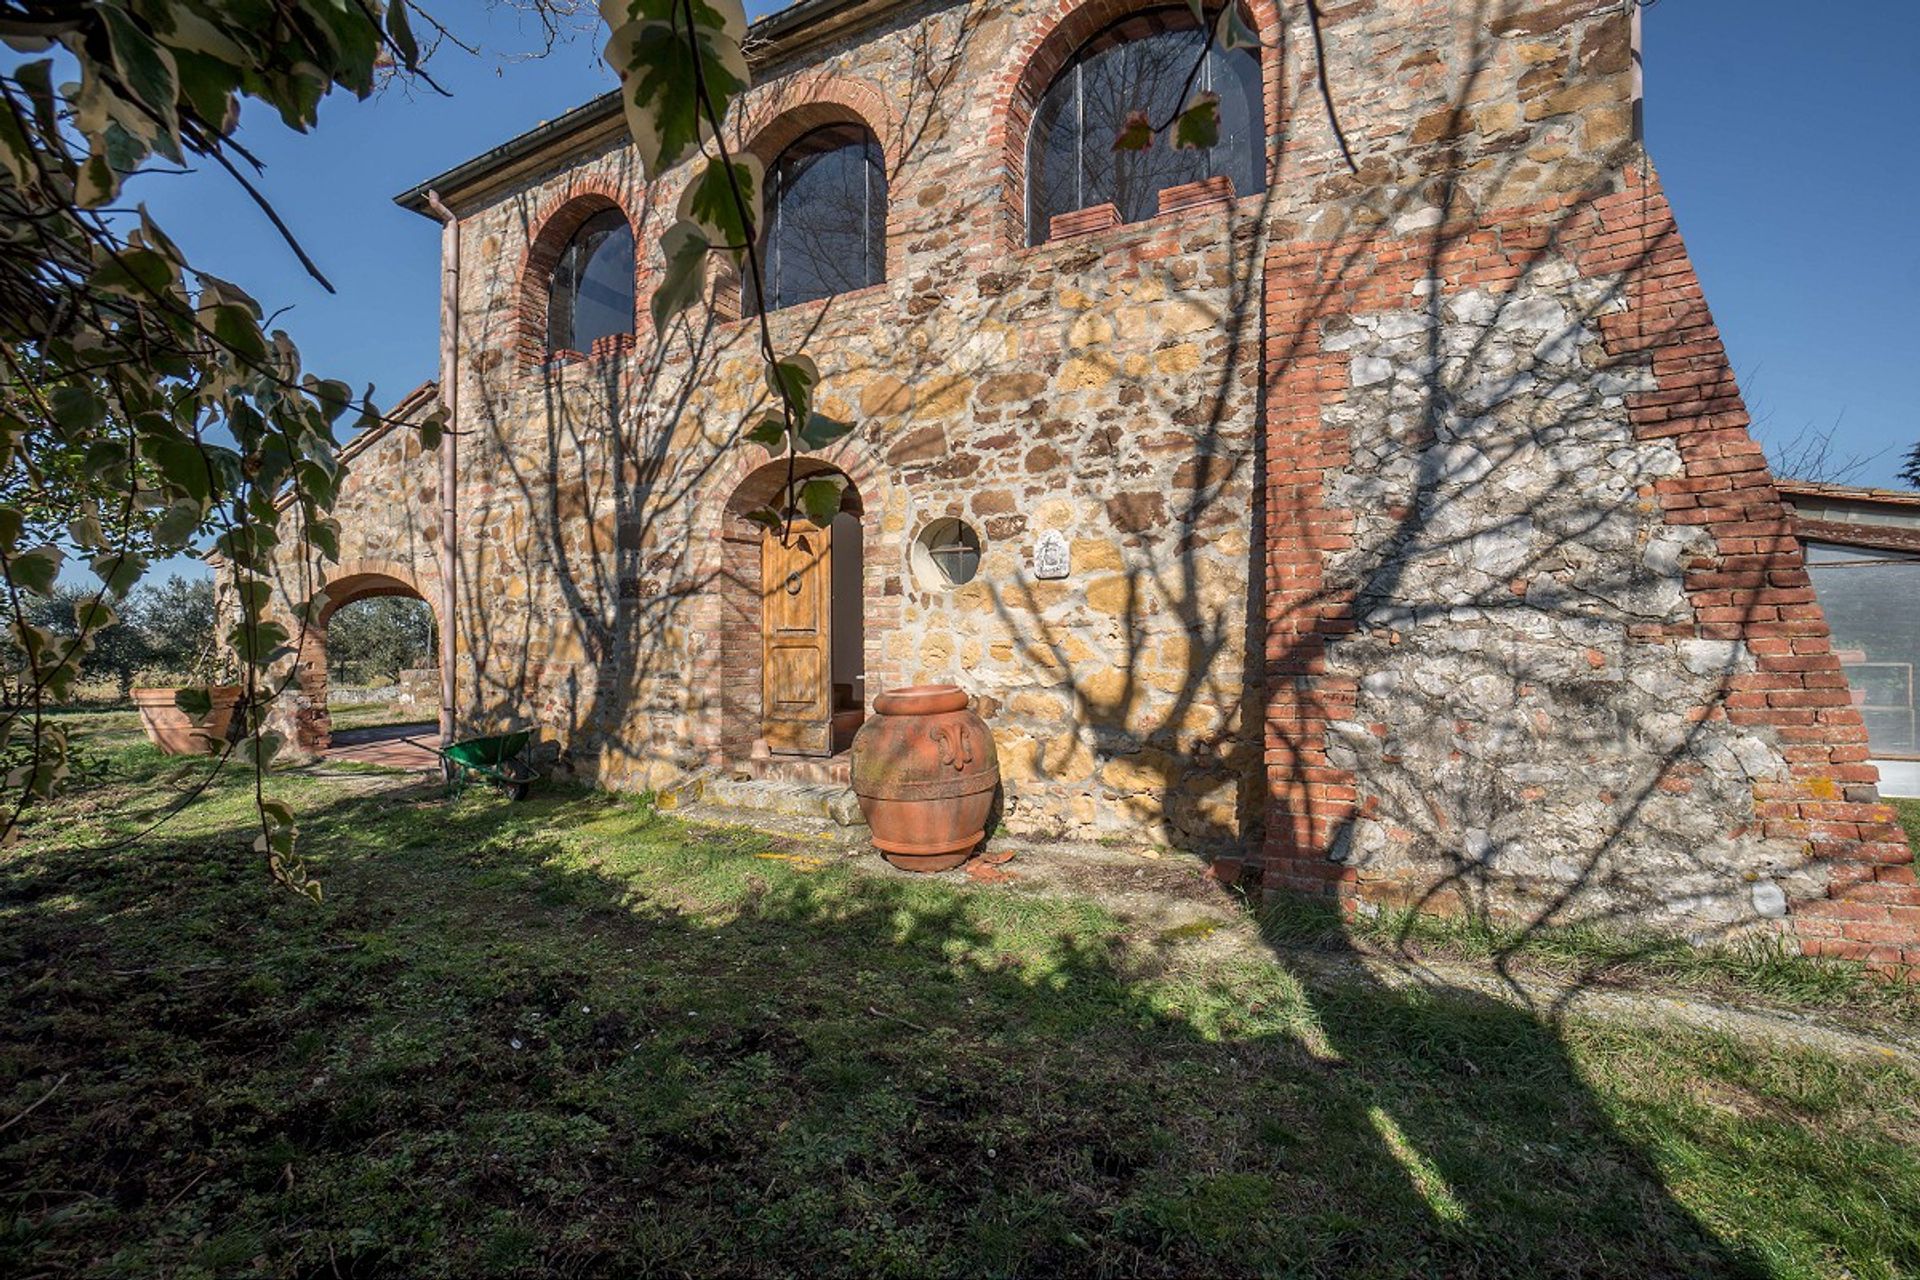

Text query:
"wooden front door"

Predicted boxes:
[[761, 520, 832, 755]]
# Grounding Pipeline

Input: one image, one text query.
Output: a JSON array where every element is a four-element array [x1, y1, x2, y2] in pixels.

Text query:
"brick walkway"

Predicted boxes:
[[325, 722, 441, 771]]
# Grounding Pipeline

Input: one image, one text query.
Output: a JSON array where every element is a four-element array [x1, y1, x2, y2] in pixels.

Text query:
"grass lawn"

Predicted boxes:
[[1, 720, 1917, 1277], [1896, 795, 1920, 859]]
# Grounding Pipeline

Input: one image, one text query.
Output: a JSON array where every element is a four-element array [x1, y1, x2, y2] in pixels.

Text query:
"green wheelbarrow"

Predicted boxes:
[[438, 730, 536, 801]]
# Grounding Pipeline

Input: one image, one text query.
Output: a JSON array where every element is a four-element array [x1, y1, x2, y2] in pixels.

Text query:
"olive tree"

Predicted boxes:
[[0, 0, 447, 894]]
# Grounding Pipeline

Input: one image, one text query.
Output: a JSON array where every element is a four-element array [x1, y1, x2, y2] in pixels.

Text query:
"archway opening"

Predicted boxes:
[[719, 460, 868, 764], [291, 571, 442, 760]]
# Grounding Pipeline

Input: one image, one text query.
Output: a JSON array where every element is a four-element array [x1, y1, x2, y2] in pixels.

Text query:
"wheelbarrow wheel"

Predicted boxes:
[[499, 758, 535, 802]]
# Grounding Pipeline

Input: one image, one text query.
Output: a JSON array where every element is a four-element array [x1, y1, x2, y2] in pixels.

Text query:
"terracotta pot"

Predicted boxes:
[[132, 686, 242, 756], [850, 684, 1000, 872]]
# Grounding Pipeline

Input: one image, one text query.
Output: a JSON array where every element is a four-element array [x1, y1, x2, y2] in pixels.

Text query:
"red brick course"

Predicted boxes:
[[1157, 174, 1236, 216], [732, 70, 902, 172], [1048, 202, 1121, 241]]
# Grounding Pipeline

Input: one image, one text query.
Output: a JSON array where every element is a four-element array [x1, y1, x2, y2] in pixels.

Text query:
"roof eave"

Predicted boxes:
[[393, 0, 894, 217], [1775, 478, 1920, 510]]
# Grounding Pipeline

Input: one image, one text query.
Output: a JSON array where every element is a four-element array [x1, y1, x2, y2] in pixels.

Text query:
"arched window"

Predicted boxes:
[[757, 124, 886, 312], [547, 208, 635, 354], [1025, 7, 1264, 245]]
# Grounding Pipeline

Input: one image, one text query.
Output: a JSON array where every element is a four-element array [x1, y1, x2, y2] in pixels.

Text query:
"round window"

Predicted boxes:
[[911, 518, 982, 589]]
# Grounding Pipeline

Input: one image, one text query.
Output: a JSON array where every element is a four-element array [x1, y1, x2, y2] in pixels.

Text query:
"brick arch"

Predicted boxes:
[[289, 558, 443, 753], [986, 0, 1283, 248], [316, 557, 440, 625], [723, 456, 868, 521], [692, 431, 898, 547], [513, 177, 647, 371], [731, 71, 903, 174], [726, 73, 905, 304], [690, 434, 902, 764]]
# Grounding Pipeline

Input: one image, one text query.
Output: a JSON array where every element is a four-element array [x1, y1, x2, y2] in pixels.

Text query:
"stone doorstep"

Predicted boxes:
[[742, 753, 852, 787], [697, 775, 866, 828]]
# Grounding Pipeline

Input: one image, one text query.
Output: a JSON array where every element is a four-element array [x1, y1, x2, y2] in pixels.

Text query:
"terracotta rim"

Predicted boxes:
[[132, 686, 242, 706], [871, 684, 968, 717]]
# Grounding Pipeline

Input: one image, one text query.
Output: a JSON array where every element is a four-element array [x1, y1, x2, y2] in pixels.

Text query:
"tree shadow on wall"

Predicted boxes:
[[0, 779, 1808, 1276], [449, 8, 996, 787], [436, 0, 1286, 837], [958, 0, 1812, 974], [1251, 0, 1841, 998]]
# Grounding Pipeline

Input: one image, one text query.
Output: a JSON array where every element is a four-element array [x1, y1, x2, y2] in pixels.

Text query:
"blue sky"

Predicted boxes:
[[128, 0, 1917, 586]]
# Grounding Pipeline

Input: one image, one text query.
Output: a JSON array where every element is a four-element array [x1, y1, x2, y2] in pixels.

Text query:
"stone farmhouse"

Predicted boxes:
[[254, 0, 1920, 963]]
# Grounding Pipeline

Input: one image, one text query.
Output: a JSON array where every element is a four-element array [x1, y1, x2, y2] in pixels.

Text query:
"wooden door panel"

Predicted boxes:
[[766, 648, 817, 710], [761, 521, 831, 756]]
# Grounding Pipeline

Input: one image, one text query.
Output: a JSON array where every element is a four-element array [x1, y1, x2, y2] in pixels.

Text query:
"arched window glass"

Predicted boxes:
[[1026, 7, 1264, 245], [547, 208, 635, 354], [758, 124, 886, 312]]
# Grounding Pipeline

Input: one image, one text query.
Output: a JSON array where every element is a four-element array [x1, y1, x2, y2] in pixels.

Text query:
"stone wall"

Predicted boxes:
[[396, 667, 441, 712], [1266, 226, 1817, 937], [415, 0, 1285, 850], [252, 383, 446, 753], [253, 0, 1918, 961]]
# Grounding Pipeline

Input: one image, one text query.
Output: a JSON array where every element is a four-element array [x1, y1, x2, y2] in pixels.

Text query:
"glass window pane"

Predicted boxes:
[[765, 125, 886, 311], [1215, 44, 1266, 198], [1804, 541, 1920, 758], [548, 208, 634, 353], [547, 245, 580, 353], [1026, 7, 1265, 245], [1026, 79, 1084, 241], [1103, 29, 1207, 223], [571, 218, 635, 350], [913, 518, 982, 589]]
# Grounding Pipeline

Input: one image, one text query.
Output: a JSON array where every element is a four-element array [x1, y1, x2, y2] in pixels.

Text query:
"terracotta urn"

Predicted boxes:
[[132, 686, 242, 756], [850, 684, 1000, 872]]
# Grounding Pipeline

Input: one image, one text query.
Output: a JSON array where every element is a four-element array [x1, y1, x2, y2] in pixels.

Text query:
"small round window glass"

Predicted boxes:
[[913, 518, 982, 588]]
